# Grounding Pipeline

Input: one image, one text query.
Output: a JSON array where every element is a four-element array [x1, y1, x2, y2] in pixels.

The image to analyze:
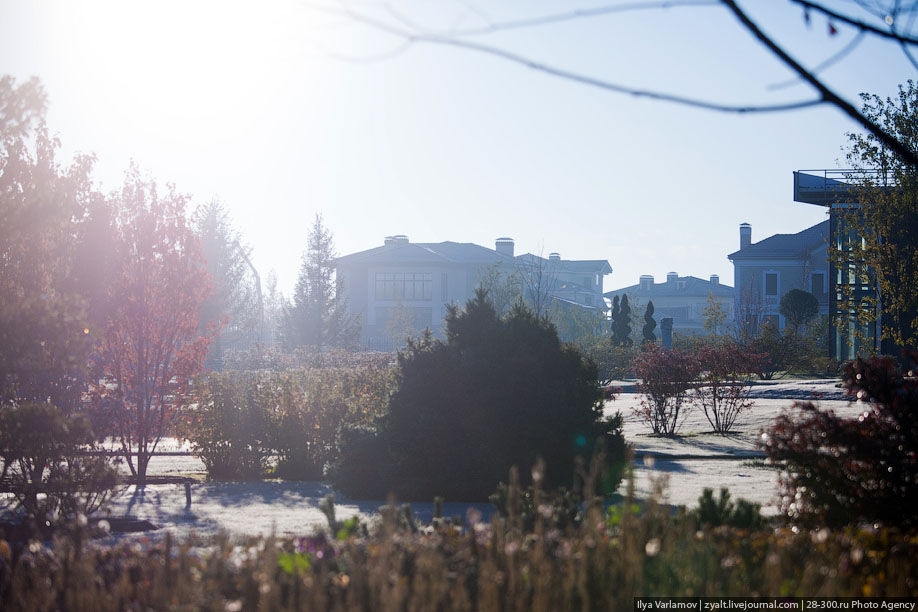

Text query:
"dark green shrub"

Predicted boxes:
[[331, 290, 627, 501], [0, 402, 116, 523], [693, 487, 764, 530], [764, 352, 918, 527]]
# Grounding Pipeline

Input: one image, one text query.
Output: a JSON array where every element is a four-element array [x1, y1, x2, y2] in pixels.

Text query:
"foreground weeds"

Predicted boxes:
[[1, 474, 916, 611]]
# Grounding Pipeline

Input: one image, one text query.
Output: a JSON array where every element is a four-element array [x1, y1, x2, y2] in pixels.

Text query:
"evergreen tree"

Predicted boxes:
[[610, 296, 621, 345], [194, 200, 260, 367], [617, 294, 633, 347], [643, 300, 657, 344], [281, 215, 359, 349]]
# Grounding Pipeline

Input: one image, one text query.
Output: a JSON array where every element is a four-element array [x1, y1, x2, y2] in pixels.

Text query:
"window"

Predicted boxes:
[[811, 272, 826, 298], [764, 272, 778, 297], [375, 272, 433, 301], [583, 276, 592, 289]]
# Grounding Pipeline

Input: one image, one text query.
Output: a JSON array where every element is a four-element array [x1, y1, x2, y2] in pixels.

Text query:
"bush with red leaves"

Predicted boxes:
[[764, 352, 918, 527], [634, 347, 700, 435], [692, 344, 764, 433]]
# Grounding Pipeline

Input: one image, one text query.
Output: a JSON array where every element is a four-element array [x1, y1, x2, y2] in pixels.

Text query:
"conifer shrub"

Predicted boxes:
[[331, 290, 627, 501], [764, 352, 918, 527]]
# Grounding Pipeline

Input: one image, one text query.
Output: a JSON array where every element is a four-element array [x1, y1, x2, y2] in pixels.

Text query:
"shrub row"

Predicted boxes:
[[632, 344, 763, 434], [179, 366, 396, 480]]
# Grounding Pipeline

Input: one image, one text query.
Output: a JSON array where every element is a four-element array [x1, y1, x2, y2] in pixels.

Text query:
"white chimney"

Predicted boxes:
[[495, 237, 514, 257], [640, 275, 654, 291], [667, 272, 678, 283], [710, 274, 719, 285], [740, 223, 752, 250], [548, 253, 561, 261]]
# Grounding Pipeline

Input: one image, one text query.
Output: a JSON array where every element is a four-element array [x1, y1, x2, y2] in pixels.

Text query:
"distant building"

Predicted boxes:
[[335, 236, 611, 348], [727, 220, 830, 340], [603, 273, 734, 336]]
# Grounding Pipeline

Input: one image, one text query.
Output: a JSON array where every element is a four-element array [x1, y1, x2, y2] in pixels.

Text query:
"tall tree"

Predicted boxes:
[[194, 199, 261, 367], [0, 75, 103, 412], [832, 81, 918, 353], [281, 214, 359, 349], [94, 165, 214, 482]]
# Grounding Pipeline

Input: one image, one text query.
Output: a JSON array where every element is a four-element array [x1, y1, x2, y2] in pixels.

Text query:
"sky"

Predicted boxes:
[[0, 0, 914, 297]]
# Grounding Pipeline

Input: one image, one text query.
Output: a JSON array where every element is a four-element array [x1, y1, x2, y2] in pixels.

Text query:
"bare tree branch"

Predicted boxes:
[[310, 2, 824, 114], [789, 0, 918, 44], [768, 30, 866, 90], [387, 0, 720, 37], [723, 0, 918, 167]]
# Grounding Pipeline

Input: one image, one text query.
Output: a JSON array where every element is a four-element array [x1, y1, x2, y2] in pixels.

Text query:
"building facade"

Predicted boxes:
[[727, 220, 830, 343], [335, 236, 611, 348], [603, 273, 734, 337]]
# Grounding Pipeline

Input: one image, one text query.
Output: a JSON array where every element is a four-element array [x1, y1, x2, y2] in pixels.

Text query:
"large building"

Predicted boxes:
[[727, 220, 830, 340], [604, 273, 734, 337], [335, 236, 611, 348]]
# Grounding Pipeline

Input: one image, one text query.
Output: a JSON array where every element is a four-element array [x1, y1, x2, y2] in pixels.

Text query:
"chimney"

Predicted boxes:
[[710, 274, 719, 285], [548, 252, 561, 261], [740, 223, 752, 250], [384, 235, 394, 246], [639, 275, 654, 291], [667, 272, 678, 283], [495, 237, 514, 257]]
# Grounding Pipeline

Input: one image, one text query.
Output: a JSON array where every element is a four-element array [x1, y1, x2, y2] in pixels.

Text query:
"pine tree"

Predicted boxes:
[[643, 300, 657, 344], [281, 215, 359, 349]]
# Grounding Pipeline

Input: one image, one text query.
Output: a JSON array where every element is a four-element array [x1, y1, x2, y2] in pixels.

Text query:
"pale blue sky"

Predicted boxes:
[[0, 0, 913, 295]]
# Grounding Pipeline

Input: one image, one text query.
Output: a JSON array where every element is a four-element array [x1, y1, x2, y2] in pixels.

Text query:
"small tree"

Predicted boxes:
[[780, 289, 819, 335], [701, 292, 729, 339], [281, 215, 359, 350], [616, 295, 633, 347], [642, 300, 657, 345], [94, 166, 214, 483], [633, 346, 700, 435]]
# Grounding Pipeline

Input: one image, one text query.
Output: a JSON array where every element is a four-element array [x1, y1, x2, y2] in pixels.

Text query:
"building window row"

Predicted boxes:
[[375, 272, 432, 301]]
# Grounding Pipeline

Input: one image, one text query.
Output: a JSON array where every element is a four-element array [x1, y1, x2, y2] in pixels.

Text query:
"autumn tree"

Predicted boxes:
[[832, 81, 918, 354], [702, 292, 730, 339], [94, 166, 214, 483], [281, 214, 359, 349], [0, 75, 105, 412]]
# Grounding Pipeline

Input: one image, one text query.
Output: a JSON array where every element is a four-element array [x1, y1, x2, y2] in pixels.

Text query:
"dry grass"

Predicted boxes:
[[1, 471, 916, 611]]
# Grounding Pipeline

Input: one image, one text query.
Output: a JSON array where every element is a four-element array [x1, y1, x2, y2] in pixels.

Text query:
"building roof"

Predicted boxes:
[[727, 220, 829, 260], [604, 275, 734, 299], [515, 253, 613, 275], [337, 241, 613, 274], [335, 241, 516, 266]]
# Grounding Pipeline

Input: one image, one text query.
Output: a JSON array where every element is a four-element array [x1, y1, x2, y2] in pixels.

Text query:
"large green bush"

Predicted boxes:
[[331, 290, 627, 501]]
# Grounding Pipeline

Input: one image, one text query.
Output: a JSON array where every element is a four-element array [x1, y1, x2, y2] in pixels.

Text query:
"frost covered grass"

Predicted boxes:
[[2, 473, 916, 611]]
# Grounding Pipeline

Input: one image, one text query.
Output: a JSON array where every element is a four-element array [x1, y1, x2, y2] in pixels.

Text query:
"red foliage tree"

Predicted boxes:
[[692, 343, 764, 433], [633, 347, 700, 435], [94, 166, 214, 482]]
